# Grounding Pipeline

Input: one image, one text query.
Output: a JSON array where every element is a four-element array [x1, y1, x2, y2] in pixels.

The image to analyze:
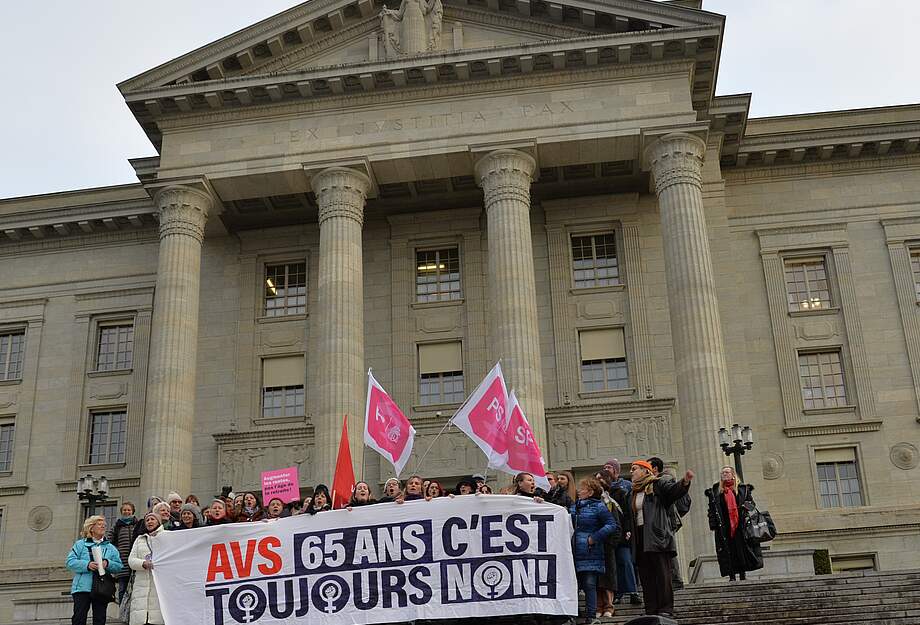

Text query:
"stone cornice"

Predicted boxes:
[[724, 152, 920, 183], [783, 420, 883, 438], [0, 229, 159, 258], [156, 59, 696, 131], [546, 396, 675, 420], [213, 426, 314, 446]]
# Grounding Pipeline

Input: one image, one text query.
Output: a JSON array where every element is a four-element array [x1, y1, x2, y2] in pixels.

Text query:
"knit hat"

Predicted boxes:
[[605, 459, 620, 473], [384, 478, 401, 488], [632, 460, 653, 472], [146, 496, 163, 510], [166, 492, 183, 504], [180, 502, 204, 526], [143, 511, 161, 525]]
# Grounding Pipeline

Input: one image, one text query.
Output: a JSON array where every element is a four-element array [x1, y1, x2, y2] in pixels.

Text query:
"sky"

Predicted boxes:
[[1, 0, 918, 199]]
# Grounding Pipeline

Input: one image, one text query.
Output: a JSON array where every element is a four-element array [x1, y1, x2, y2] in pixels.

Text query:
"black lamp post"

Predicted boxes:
[[77, 474, 109, 517], [718, 424, 754, 483]]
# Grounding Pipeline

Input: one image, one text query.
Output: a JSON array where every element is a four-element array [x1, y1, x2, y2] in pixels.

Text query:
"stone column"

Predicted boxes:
[[474, 150, 546, 450], [140, 185, 211, 497], [312, 167, 371, 481], [646, 133, 732, 559]]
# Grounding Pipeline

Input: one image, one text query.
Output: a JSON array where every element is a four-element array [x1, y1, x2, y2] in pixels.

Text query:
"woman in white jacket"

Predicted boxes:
[[128, 512, 164, 625]]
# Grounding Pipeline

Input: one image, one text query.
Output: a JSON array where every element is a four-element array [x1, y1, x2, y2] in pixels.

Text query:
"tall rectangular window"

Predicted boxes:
[[572, 233, 619, 289], [910, 250, 920, 300], [784, 257, 831, 311], [83, 501, 119, 529], [798, 350, 847, 409], [579, 328, 629, 391], [265, 262, 307, 316], [0, 423, 14, 472], [88, 410, 127, 465], [262, 356, 305, 418], [815, 448, 863, 508], [416, 248, 461, 303], [0, 331, 25, 381], [95, 324, 134, 371], [418, 342, 464, 404]]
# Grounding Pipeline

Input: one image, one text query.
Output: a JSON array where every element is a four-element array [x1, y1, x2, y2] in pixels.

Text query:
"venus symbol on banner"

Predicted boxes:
[[451, 362, 510, 468], [364, 370, 416, 476], [501, 391, 551, 491]]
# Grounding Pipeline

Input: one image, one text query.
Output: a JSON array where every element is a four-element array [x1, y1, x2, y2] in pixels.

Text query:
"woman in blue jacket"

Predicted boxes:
[[66, 514, 124, 625], [570, 477, 618, 625]]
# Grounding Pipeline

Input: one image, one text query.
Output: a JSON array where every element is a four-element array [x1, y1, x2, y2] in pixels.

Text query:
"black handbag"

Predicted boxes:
[[91, 570, 117, 603], [742, 500, 777, 543]]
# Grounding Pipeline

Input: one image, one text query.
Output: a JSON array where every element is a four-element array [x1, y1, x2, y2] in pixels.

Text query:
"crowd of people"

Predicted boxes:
[[66, 461, 766, 625]]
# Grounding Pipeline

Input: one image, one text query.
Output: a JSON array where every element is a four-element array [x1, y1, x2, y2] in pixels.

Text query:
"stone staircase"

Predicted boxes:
[[599, 569, 920, 624]]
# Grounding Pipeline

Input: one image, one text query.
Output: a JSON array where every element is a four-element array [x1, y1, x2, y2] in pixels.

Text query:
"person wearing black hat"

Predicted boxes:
[[306, 485, 332, 514], [455, 476, 477, 495]]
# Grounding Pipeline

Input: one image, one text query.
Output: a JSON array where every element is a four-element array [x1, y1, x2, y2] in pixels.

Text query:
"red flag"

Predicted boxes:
[[365, 370, 416, 476], [451, 362, 510, 469], [500, 391, 550, 490], [331, 415, 355, 509]]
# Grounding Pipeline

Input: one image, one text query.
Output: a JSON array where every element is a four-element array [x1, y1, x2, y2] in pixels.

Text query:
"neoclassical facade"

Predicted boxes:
[[2, 0, 920, 619]]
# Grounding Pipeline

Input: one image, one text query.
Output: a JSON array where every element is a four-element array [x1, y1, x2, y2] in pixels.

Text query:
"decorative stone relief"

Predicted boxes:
[[89, 382, 127, 400], [405, 430, 483, 477], [549, 414, 672, 467], [416, 308, 460, 333], [577, 300, 620, 320], [0, 391, 16, 409], [28, 506, 53, 532], [793, 321, 839, 341], [890, 443, 919, 470], [381, 0, 443, 58], [219, 443, 311, 491], [761, 453, 785, 480], [261, 330, 302, 348]]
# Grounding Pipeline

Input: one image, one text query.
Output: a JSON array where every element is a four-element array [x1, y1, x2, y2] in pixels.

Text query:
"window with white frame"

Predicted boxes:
[[815, 448, 863, 508], [0, 422, 14, 472], [798, 350, 848, 409], [95, 323, 134, 371], [88, 410, 127, 465], [784, 256, 832, 311], [415, 248, 461, 303], [579, 327, 629, 391], [571, 233, 620, 289], [418, 342, 464, 405], [0, 331, 25, 381], [264, 262, 307, 316], [262, 356, 305, 418]]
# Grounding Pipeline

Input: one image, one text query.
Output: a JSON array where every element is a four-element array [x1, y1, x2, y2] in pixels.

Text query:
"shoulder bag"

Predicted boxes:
[[742, 500, 777, 543]]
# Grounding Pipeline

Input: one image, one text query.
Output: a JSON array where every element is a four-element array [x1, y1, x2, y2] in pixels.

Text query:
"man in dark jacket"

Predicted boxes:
[[624, 460, 693, 618], [649, 457, 690, 590]]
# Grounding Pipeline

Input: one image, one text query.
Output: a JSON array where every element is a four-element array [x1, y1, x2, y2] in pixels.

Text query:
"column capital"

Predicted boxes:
[[312, 167, 372, 226], [644, 132, 707, 195], [154, 185, 212, 242], [474, 149, 537, 189]]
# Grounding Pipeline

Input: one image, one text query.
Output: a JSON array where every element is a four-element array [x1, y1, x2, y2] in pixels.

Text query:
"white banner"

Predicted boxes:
[[151, 496, 577, 625]]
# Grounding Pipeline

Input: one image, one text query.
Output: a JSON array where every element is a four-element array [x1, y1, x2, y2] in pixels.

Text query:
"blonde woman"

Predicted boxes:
[[704, 466, 764, 581], [128, 512, 165, 624], [66, 515, 124, 625]]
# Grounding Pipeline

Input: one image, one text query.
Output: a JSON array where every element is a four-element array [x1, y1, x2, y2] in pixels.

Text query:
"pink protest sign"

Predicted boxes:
[[261, 467, 300, 504]]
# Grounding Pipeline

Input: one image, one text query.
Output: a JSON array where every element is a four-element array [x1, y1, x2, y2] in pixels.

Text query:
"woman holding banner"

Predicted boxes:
[[347, 482, 377, 509], [305, 484, 332, 514], [570, 478, 618, 625], [128, 512, 165, 625]]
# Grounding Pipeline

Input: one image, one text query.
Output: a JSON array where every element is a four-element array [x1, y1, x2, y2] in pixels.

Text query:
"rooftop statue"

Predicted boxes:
[[381, 0, 444, 58]]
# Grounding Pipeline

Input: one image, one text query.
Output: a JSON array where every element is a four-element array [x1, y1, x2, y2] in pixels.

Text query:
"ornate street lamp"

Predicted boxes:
[[718, 424, 754, 482], [77, 474, 109, 517]]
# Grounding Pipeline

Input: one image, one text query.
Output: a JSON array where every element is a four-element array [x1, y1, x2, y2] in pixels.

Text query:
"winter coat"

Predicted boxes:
[[128, 527, 165, 625], [570, 497, 618, 573], [66, 537, 124, 594], [705, 483, 764, 577], [545, 485, 574, 510], [107, 518, 137, 580], [623, 477, 690, 557], [236, 508, 265, 523]]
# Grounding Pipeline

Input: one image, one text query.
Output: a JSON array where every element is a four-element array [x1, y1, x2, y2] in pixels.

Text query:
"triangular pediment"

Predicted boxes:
[[119, 0, 720, 92]]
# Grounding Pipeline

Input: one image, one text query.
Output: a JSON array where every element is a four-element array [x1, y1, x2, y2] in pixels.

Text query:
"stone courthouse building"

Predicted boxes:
[[2, 0, 920, 618]]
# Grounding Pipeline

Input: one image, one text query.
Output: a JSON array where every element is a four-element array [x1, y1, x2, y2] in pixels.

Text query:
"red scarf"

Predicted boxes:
[[724, 483, 739, 537]]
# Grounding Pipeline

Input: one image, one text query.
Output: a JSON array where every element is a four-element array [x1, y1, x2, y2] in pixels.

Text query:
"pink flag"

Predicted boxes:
[[451, 362, 510, 468], [499, 391, 550, 490], [364, 370, 416, 477]]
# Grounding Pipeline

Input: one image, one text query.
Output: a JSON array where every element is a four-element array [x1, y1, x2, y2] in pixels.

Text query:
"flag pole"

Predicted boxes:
[[411, 414, 454, 475]]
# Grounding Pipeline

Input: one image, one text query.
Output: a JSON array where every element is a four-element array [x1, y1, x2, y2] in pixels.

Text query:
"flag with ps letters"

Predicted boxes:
[[451, 362, 510, 469], [364, 370, 416, 477]]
